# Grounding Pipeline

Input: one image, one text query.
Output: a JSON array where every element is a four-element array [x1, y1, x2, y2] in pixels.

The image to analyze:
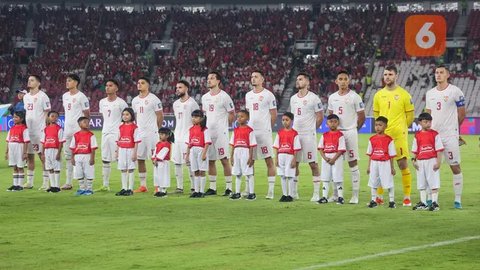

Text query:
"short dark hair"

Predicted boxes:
[[177, 80, 190, 89], [384, 65, 398, 74], [106, 79, 119, 88], [77, 116, 89, 123], [337, 70, 349, 77], [327, 114, 340, 120], [29, 74, 42, 83], [47, 110, 59, 117], [138, 77, 150, 85], [159, 127, 175, 143], [283, 112, 294, 121], [418, 112, 433, 121], [67, 74, 81, 84], [238, 109, 249, 118], [435, 64, 449, 72], [297, 72, 311, 81], [375, 116, 388, 124], [252, 70, 264, 77], [208, 71, 222, 81], [13, 110, 26, 125]]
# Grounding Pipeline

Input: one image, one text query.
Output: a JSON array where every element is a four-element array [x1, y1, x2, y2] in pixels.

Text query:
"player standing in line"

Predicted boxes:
[[245, 70, 278, 199], [372, 66, 414, 206], [229, 110, 257, 200], [41, 111, 65, 193], [131, 77, 164, 193], [411, 112, 444, 211], [328, 70, 365, 204], [425, 64, 466, 209], [201, 71, 235, 196], [289, 72, 323, 201], [61, 74, 90, 190], [152, 128, 174, 198], [97, 79, 128, 192], [5, 111, 29, 191], [23, 75, 51, 190], [70, 117, 97, 196], [317, 114, 346, 204], [366, 117, 397, 208], [172, 80, 199, 193]]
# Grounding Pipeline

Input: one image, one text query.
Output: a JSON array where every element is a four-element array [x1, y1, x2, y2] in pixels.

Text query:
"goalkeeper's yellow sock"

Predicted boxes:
[[377, 186, 384, 197], [401, 168, 412, 198]]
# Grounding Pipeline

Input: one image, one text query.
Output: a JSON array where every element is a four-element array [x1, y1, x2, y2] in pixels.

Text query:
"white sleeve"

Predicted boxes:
[[249, 131, 257, 147], [435, 134, 444, 151], [40, 131, 45, 144], [355, 94, 365, 112], [70, 136, 76, 149], [90, 134, 98, 149], [80, 94, 90, 110], [58, 129, 65, 143], [293, 135, 301, 150], [121, 99, 128, 111], [366, 140, 372, 155], [317, 135, 325, 149], [314, 95, 323, 113], [229, 132, 234, 145], [154, 96, 163, 112], [454, 88, 465, 107], [388, 140, 397, 157], [411, 137, 418, 154], [156, 147, 169, 160], [133, 128, 141, 143], [273, 134, 279, 149], [98, 100, 104, 115], [425, 92, 431, 110], [223, 94, 235, 112], [42, 94, 51, 111], [269, 93, 277, 109], [327, 96, 333, 112], [204, 129, 212, 144], [23, 129, 30, 142], [338, 135, 346, 152]]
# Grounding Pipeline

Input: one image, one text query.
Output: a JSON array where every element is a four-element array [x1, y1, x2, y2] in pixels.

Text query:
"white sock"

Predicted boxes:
[[200, 176, 206, 193], [322, 181, 329, 198], [289, 177, 295, 197], [388, 187, 395, 202], [49, 172, 55, 187], [432, 191, 439, 203], [128, 172, 135, 190], [139, 172, 146, 187], [13, 173, 18, 186], [371, 188, 377, 201], [420, 189, 426, 204], [331, 181, 338, 198], [102, 163, 111, 187], [86, 179, 93, 191], [225, 176, 232, 190], [426, 187, 432, 201], [244, 178, 249, 194], [194, 176, 199, 192], [350, 165, 360, 196], [293, 176, 298, 195], [313, 176, 320, 195], [209, 175, 217, 190], [27, 170, 34, 186], [121, 172, 128, 190], [453, 173, 463, 203], [187, 165, 194, 190], [268, 176, 275, 191], [66, 160, 73, 185], [281, 176, 287, 196], [336, 182, 344, 198], [175, 164, 184, 189], [78, 178, 86, 190], [235, 175, 242, 194], [18, 173, 24, 186], [247, 175, 254, 194], [43, 171, 49, 187], [54, 172, 60, 187]]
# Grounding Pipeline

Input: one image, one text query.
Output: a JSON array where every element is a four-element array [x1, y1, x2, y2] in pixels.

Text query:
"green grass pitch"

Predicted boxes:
[[0, 131, 479, 269]]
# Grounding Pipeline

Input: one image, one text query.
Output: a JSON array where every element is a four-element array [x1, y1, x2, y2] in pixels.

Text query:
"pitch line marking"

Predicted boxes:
[[295, 235, 480, 270]]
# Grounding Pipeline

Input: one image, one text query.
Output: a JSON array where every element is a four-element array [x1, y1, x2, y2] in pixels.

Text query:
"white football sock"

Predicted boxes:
[[235, 175, 242, 194], [225, 176, 232, 190], [128, 171, 135, 190], [322, 181, 329, 198], [175, 164, 183, 189], [388, 187, 395, 202], [121, 172, 128, 190], [102, 163, 111, 187], [336, 182, 344, 198], [209, 175, 217, 190], [281, 176, 287, 196], [453, 173, 463, 203], [139, 172, 146, 187], [66, 160, 73, 185], [27, 170, 34, 186], [200, 176, 206, 193], [247, 175, 254, 194], [350, 165, 360, 195]]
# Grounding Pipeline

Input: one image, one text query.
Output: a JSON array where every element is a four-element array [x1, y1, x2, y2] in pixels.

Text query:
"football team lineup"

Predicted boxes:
[[5, 65, 467, 212]]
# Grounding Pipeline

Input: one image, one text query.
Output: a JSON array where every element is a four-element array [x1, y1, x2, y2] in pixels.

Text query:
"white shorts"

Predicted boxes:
[[101, 133, 118, 162], [8, 143, 25, 167], [253, 132, 273, 160], [27, 135, 42, 154], [368, 160, 394, 189], [44, 148, 61, 171], [189, 146, 209, 172], [137, 132, 157, 160], [342, 129, 359, 162], [296, 133, 317, 163], [441, 136, 461, 166], [64, 136, 73, 159], [208, 134, 229, 161], [320, 152, 344, 183], [277, 153, 296, 178], [154, 161, 170, 188], [171, 141, 188, 164], [73, 154, 95, 180], [117, 148, 136, 171], [232, 147, 254, 176], [415, 158, 440, 190]]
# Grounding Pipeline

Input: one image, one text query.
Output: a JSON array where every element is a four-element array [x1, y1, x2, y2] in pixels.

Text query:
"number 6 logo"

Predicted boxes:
[[405, 15, 446, 57]]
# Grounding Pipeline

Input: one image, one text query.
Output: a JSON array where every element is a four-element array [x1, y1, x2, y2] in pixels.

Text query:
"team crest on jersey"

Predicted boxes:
[[303, 100, 308, 105], [444, 96, 449, 102], [394, 95, 400, 100], [259, 96, 264, 101], [145, 100, 149, 105], [72, 98, 76, 103], [34, 98, 37, 102]]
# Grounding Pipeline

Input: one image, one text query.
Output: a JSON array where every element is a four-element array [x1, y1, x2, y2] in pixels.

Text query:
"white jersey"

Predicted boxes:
[[290, 91, 323, 135], [328, 90, 364, 130], [425, 84, 465, 138], [99, 97, 128, 135], [23, 90, 51, 133], [132, 93, 163, 136], [173, 97, 199, 143], [201, 90, 235, 137], [62, 91, 90, 137], [245, 88, 277, 133]]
